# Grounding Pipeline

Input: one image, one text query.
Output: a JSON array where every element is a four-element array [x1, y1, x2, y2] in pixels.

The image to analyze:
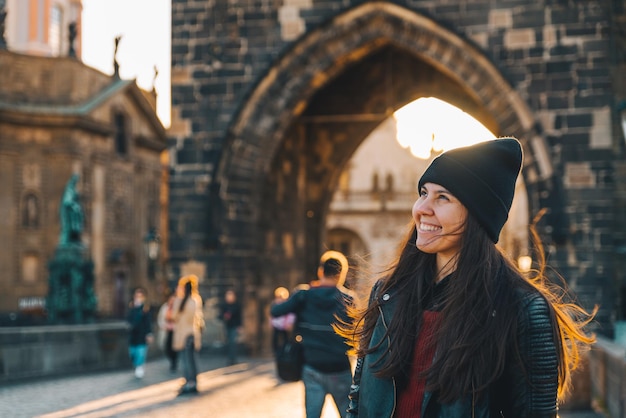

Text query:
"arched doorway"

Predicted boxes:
[[214, 2, 560, 344]]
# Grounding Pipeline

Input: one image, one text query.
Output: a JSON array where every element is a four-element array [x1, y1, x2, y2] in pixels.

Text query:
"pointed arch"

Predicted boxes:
[[218, 1, 552, 189], [210, 1, 567, 294]]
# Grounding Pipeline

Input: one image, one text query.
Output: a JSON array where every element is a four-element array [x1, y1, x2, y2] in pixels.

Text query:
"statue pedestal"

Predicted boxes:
[[47, 244, 97, 324]]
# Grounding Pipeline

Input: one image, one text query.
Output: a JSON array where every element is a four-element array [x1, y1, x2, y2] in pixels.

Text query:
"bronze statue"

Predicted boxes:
[[152, 65, 159, 91], [48, 173, 96, 323], [113, 35, 122, 77], [0, 7, 7, 49], [68, 22, 77, 57], [59, 174, 84, 245]]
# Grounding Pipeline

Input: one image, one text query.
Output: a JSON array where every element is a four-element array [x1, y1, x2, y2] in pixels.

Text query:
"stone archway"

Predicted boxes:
[[220, 4, 551, 260], [220, 2, 553, 178], [213, 3, 564, 335]]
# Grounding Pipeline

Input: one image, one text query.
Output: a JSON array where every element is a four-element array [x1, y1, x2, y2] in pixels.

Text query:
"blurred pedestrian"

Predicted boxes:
[[220, 289, 242, 365], [126, 287, 153, 379], [157, 293, 177, 372], [271, 251, 353, 418], [270, 287, 296, 356], [172, 275, 204, 395], [341, 138, 596, 417]]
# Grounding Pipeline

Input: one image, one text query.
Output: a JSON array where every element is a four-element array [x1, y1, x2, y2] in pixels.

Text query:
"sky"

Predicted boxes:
[[395, 98, 494, 159], [81, 0, 172, 127], [80, 2, 492, 149]]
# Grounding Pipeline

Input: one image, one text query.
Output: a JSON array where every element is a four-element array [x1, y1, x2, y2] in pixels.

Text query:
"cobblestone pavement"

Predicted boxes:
[[0, 354, 607, 418]]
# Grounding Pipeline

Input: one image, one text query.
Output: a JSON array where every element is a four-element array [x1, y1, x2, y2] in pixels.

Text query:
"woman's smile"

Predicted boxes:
[[412, 183, 467, 267], [418, 222, 442, 232]]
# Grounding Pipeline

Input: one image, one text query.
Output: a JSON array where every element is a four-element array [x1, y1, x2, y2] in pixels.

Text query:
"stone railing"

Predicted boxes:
[[588, 336, 626, 417], [0, 322, 131, 383]]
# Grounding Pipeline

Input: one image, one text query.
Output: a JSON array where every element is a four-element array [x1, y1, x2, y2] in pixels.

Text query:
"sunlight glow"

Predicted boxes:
[[394, 98, 495, 159]]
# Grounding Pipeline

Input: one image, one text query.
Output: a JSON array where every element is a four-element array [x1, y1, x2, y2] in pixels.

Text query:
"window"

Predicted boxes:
[[49, 5, 62, 56], [22, 254, 40, 283], [22, 193, 39, 228], [114, 112, 128, 155], [385, 173, 394, 193], [372, 171, 379, 193]]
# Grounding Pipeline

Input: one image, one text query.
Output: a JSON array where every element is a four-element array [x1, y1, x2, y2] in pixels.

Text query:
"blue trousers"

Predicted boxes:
[[302, 365, 352, 418], [226, 327, 239, 364], [181, 335, 198, 385], [128, 344, 148, 367]]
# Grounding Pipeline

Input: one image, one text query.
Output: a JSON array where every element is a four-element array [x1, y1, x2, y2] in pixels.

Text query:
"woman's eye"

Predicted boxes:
[[437, 194, 449, 201], [419, 189, 427, 197]]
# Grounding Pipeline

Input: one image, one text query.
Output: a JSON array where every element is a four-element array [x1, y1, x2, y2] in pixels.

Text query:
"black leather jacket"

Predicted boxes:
[[346, 281, 559, 418]]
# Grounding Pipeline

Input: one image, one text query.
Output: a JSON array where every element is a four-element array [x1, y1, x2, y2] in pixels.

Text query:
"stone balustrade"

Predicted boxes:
[[0, 322, 131, 383], [588, 336, 626, 417]]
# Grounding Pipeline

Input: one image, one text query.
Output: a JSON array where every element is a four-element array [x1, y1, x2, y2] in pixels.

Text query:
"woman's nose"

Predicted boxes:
[[413, 197, 433, 216]]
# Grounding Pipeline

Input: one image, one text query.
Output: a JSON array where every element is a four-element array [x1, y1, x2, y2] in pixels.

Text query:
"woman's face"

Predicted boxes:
[[412, 182, 467, 261]]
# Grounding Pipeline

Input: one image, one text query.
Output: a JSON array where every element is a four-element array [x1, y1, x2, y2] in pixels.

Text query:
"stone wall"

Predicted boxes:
[[170, 0, 626, 343], [0, 322, 131, 383]]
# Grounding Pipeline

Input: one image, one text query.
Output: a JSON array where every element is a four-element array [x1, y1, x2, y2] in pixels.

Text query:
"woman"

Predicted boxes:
[[270, 286, 296, 357], [157, 293, 178, 372], [173, 274, 204, 395], [343, 138, 595, 417]]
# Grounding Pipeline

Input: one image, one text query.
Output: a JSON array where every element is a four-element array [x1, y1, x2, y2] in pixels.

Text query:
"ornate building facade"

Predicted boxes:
[[0, 1, 166, 321], [4, 0, 82, 58], [326, 117, 529, 286]]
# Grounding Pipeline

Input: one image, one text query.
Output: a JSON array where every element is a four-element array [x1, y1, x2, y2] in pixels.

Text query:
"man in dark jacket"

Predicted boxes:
[[127, 287, 153, 378], [270, 251, 352, 418], [220, 289, 243, 365]]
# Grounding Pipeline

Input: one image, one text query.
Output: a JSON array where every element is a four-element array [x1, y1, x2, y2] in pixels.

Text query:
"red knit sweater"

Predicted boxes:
[[395, 310, 441, 417]]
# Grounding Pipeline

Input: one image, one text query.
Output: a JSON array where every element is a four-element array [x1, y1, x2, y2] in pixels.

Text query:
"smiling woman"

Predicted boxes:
[[340, 137, 596, 418]]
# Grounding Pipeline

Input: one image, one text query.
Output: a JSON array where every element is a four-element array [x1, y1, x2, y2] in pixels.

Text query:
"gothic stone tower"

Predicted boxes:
[[169, 1, 626, 346]]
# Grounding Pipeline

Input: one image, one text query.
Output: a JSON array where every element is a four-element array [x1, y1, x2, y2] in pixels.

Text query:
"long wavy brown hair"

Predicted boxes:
[[340, 210, 596, 403]]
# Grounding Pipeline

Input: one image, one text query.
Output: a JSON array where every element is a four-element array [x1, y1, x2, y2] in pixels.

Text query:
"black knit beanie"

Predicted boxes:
[[418, 137, 523, 243]]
